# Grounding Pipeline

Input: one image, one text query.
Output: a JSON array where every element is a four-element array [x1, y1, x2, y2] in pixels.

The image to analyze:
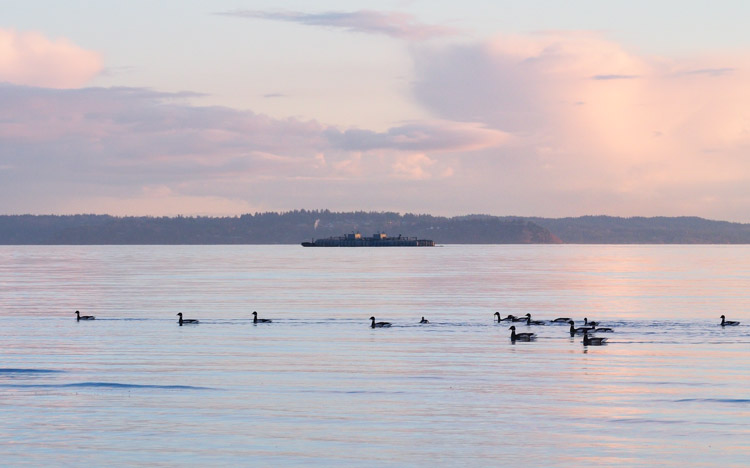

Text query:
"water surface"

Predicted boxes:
[[1, 245, 748, 466]]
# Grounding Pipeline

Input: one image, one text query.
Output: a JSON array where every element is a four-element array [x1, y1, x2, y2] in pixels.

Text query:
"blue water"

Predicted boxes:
[[1, 245, 748, 466]]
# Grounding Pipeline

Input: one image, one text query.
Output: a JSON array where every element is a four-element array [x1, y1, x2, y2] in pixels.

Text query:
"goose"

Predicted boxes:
[[720, 315, 740, 326], [75, 310, 95, 321], [252, 311, 272, 324], [524, 313, 545, 325], [370, 316, 391, 328], [509, 326, 535, 342], [419, 317, 430, 324], [176, 312, 198, 325], [494, 312, 517, 322], [583, 330, 607, 346], [551, 317, 572, 323], [583, 318, 599, 327], [568, 320, 593, 336], [593, 327, 614, 333]]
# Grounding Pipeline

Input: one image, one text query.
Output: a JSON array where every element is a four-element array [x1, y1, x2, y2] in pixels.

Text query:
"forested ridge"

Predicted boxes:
[[1, 211, 748, 244]]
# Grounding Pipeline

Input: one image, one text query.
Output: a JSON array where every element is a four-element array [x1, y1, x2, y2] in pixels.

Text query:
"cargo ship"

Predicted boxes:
[[302, 232, 435, 247]]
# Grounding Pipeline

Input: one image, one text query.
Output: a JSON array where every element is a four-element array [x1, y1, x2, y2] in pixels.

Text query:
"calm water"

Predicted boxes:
[[1, 245, 748, 467]]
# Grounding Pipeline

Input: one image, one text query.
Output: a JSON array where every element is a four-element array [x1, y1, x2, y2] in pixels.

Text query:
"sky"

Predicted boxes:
[[2, 1, 750, 221]]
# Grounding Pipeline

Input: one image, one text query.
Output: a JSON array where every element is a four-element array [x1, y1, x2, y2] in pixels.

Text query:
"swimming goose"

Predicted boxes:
[[494, 312, 517, 322], [370, 316, 391, 328], [568, 320, 593, 336], [509, 326, 535, 342], [551, 317, 572, 323], [720, 315, 740, 326], [176, 313, 199, 325], [524, 313, 545, 325], [583, 318, 599, 327], [75, 310, 95, 321], [593, 327, 614, 333], [583, 330, 607, 346], [252, 311, 272, 324], [419, 317, 430, 324]]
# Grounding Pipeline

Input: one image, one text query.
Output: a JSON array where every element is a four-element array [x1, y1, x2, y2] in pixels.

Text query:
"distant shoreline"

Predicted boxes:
[[2, 212, 750, 245]]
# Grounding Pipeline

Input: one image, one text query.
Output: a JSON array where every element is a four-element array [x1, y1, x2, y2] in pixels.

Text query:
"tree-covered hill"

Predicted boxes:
[[529, 216, 750, 243], [1, 212, 748, 244], [0, 211, 559, 245]]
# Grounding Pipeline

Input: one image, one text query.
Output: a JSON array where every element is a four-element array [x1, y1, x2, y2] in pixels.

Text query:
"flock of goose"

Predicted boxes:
[[497, 312, 740, 345], [498, 313, 614, 345], [74, 310, 741, 346]]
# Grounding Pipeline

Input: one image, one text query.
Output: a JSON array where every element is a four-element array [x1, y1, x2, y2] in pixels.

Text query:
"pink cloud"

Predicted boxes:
[[325, 121, 507, 152], [410, 32, 750, 220], [0, 85, 504, 215], [0, 28, 102, 88], [390, 153, 453, 180]]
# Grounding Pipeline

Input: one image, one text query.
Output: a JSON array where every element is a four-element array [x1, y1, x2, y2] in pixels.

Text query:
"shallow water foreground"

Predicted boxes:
[[1, 245, 748, 467]]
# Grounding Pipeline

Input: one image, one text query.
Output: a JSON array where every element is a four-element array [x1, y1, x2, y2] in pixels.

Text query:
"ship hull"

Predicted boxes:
[[301, 233, 434, 247]]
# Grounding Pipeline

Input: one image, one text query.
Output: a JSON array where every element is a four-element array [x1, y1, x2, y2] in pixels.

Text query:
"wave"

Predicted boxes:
[[675, 398, 750, 404], [611, 417, 739, 426], [0, 381, 215, 390], [0, 368, 63, 374], [300, 389, 407, 395]]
